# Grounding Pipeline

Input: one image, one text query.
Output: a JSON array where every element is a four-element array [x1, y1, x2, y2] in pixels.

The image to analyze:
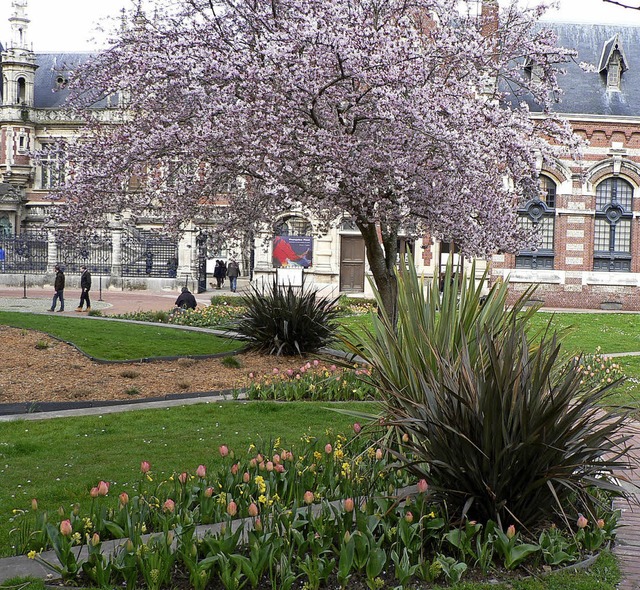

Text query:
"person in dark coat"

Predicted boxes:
[[49, 264, 65, 312], [76, 265, 92, 312], [175, 286, 197, 310], [213, 259, 226, 289], [227, 258, 240, 292]]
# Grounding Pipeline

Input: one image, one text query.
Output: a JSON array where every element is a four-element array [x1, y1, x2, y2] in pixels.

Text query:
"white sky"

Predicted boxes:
[[1, 0, 639, 53]]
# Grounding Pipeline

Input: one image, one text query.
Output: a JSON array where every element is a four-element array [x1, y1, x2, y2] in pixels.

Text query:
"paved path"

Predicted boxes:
[[0, 290, 639, 587]]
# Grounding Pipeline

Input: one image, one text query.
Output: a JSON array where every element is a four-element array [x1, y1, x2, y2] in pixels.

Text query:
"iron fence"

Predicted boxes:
[[121, 229, 178, 278], [0, 230, 48, 274], [56, 232, 113, 275]]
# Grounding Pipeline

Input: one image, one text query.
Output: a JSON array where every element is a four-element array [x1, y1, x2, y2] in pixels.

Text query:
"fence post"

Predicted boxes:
[[23, 274, 27, 299], [99, 275, 103, 301]]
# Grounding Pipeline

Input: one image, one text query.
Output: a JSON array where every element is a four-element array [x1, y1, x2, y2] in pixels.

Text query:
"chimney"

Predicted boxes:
[[480, 0, 499, 38]]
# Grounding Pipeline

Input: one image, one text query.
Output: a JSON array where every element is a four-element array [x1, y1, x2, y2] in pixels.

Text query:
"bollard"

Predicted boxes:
[[23, 274, 27, 299], [99, 275, 103, 301]]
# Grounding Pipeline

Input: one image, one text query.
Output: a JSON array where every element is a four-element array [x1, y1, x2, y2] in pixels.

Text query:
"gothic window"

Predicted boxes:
[[17, 77, 26, 104], [39, 145, 66, 190], [515, 175, 556, 270], [274, 215, 312, 237], [593, 177, 633, 272]]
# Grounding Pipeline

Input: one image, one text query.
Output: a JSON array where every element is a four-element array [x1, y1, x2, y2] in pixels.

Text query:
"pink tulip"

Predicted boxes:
[[256, 453, 264, 463], [31, 498, 38, 511], [405, 511, 414, 523], [163, 499, 175, 513], [344, 498, 355, 512], [353, 423, 362, 434], [119, 492, 129, 506], [196, 464, 207, 478], [255, 517, 263, 532], [60, 519, 72, 536], [273, 453, 281, 464], [577, 514, 588, 529], [140, 461, 151, 474], [90, 486, 99, 498], [248, 503, 259, 517], [97, 480, 109, 496], [417, 479, 429, 494], [227, 501, 238, 516], [275, 464, 285, 473], [243, 472, 251, 483], [375, 448, 383, 460], [272, 368, 279, 374], [325, 443, 333, 454], [90, 533, 100, 546], [219, 445, 229, 457], [597, 518, 605, 529], [303, 490, 314, 505], [178, 472, 188, 484], [266, 461, 274, 472], [258, 461, 266, 471], [204, 487, 214, 498], [313, 360, 319, 367], [286, 369, 294, 377], [506, 524, 516, 539], [330, 365, 337, 371], [231, 463, 239, 475], [249, 458, 257, 468], [248, 372, 254, 378]]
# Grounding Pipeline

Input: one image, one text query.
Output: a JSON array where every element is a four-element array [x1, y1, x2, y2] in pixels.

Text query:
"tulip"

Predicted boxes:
[[258, 461, 266, 471], [286, 369, 294, 377], [256, 453, 264, 463], [227, 501, 238, 516], [60, 519, 72, 536], [405, 511, 414, 523], [219, 445, 229, 457], [97, 480, 109, 496], [303, 490, 314, 505], [196, 464, 206, 478], [230, 462, 239, 475], [275, 464, 285, 473], [178, 472, 188, 484], [266, 461, 274, 472], [91, 533, 100, 547], [248, 503, 259, 517], [140, 460, 151, 474], [325, 443, 333, 454], [243, 471, 251, 483], [249, 458, 257, 468], [402, 433, 409, 443], [204, 487, 214, 498], [273, 453, 281, 464], [597, 518, 605, 529], [31, 498, 38, 511], [90, 486, 99, 498], [254, 517, 263, 532], [119, 492, 129, 506], [375, 448, 383, 460], [272, 368, 279, 374], [343, 498, 355, 513], [506, 524, 516, 539], [353, 423, 362, 434], [417, 479, 429, 494], [163, 499, 176, 513], [248, 372, 254, 378], [577, 514, 588, 529]]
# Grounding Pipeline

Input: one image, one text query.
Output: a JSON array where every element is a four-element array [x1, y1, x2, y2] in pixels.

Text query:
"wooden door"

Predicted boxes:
[[340, 236, 365, 292]]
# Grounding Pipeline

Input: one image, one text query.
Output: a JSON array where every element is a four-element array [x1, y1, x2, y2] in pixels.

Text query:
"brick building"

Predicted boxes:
[[491, 23, 640, 310]]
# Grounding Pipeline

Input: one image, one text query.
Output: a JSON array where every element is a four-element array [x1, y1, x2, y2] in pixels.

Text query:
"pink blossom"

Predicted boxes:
[[248, 372, 254, 379], [248, 503, 259, 517], [163, 499, 175, 513], [273, 453, 281, 464], [196, 464, 207, 478], [140, 461, 151, 474], [353, 423, 362, 434], [330, 365, 337, 372], [325, 443, 333, 454], [272, 368, 279, 374], [303, 490, 314, 505], [343, 498, 355, 512], [243, 472, 251, 483], [119, 492, 129, 506], [266, 461, 274, 472], [313, 360, 319, 367], [90, 533, 100, 546], [231, 463, 239, 475], [577, 514, 588, 529], [204, 487, 214, 498], [227, 501, 238, 516], [405, 512, 414, 523], [97, 481, 109, 496], [255, 517, 263, 532], [31, 498, 38, 511], [506, 524, 516, 539], [275, 463, 285, 473], [219, 445, 229, 457], [417, 479, 429, 494], [286, 369, 294, 377], [90, 487, 99, 498], [178, 472, 188, 484], [375, 448, 383, 461], [249, 458, 257, 468], [597, 518, 605, 529], [60, 520, 72, 536]]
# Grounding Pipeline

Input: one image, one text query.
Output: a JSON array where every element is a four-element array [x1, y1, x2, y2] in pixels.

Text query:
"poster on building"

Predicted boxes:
[[272, 235, 313, 268]]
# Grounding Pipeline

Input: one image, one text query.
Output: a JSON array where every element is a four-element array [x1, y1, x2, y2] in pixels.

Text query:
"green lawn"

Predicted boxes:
[[0, 311, 242, 360], [0, 401, 379, 557]]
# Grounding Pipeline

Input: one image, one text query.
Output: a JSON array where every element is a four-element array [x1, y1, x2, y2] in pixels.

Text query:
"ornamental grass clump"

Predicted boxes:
[[232, 277, 341, 355], [343, 259, 635, 530]]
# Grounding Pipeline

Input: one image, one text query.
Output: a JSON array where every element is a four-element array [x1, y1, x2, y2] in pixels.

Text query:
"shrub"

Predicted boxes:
[[221, 355, 242, 369], [343, 260, 635, 529], [34, 340, 49, 350], [232, 278, 341, 356]]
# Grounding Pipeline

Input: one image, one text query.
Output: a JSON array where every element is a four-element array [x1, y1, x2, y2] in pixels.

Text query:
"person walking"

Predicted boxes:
[[175, 286, 197, 310], [213, 260, 224, 289], [49, 264, 65, 312], [227, 258, 240, 293], [76, 265, 92, 312]]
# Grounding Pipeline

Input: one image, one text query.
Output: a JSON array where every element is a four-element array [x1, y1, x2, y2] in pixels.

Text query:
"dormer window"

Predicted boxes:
[[598, 34, 628, 92]]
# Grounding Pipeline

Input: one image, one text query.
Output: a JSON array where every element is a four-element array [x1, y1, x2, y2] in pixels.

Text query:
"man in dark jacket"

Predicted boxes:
[[76, 265, 92, 312], [175, 286, 197, 310], [49, 264, 65, 312]]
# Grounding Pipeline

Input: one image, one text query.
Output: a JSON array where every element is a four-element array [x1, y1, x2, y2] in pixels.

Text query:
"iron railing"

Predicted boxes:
[[0, 231, 48, 274]]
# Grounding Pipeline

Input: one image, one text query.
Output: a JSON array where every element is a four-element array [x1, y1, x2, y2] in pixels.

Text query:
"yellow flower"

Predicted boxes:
[[254, 476, 266, 494], [313, 451, 322, 461], [258, 494, 267, 504], [28, 550, 37, 559], [334, 449, 344, 460]]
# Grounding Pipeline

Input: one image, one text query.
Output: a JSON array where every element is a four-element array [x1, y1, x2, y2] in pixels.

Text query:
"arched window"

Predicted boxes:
[[272, 215, 313, 268], [16, 77, 26, 104], [593, 177, 633, 272], [516, 175, 556, 270]]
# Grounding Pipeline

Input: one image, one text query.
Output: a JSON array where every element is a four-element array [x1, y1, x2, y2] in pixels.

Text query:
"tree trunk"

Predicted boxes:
[[357, 221, 399, 326]]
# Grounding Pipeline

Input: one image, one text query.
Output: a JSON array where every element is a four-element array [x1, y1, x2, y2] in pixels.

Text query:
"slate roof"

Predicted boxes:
[[33, 52, 95, 108], [526, 23, 640, 118]]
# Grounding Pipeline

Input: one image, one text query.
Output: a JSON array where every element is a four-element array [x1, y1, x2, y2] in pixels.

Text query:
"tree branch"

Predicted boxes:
[[603, 0, 640, 9]]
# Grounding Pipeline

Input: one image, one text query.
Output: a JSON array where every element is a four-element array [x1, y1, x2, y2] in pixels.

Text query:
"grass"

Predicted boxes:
[[0, 401, 378, 557], [0, 311, 242, 360]]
